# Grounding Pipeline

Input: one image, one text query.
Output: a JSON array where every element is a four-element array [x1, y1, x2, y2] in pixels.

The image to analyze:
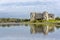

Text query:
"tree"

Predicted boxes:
[[55, 17, 60, 20]]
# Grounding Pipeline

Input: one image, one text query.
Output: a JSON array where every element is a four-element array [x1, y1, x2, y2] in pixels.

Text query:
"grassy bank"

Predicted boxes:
[[30, 20, 60, 24], [0, 18, 60, 24]]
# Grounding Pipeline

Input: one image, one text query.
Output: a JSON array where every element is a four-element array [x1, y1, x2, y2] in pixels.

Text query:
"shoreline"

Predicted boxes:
[[0, 22, 59, 26], [0, 22, 59, 24]]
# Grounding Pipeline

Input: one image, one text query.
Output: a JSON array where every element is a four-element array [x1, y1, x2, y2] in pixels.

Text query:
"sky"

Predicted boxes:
[[0, 0, 60, 18]]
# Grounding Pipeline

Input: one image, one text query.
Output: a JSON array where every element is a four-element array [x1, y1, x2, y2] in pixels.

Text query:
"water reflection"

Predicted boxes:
[[0, 23, 60, 35], [0, 24, 60, 40], [0, 24, 28, 27], [30, 24, 56, 35]]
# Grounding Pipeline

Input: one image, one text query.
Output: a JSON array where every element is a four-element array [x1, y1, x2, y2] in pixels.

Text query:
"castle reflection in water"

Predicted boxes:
[[0, 24, 60, 35], [30, 24, 57, 35]]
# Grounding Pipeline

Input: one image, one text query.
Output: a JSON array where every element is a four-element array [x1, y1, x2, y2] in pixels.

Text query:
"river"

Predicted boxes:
[[0, 24, 60, 40]]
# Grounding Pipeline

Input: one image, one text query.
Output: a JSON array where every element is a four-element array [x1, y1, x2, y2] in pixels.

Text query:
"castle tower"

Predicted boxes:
[[43, 11, 48, 21], [30, 12, 36, 21]]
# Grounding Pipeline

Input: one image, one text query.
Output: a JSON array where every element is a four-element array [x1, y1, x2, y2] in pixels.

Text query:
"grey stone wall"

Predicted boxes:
[[30, 11, 55, 21]]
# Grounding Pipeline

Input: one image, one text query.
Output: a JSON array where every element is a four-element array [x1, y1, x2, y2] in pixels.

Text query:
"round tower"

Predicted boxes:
[[30, 12, 36, 21], [43, 11, 48, 21]]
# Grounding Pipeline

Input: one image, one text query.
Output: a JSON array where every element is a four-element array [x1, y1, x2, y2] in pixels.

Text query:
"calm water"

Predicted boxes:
[[0, 24, 60, 40]]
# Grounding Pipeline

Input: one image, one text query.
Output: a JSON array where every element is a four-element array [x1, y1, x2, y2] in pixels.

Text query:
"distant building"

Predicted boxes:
[[30, 11, 55, 21]]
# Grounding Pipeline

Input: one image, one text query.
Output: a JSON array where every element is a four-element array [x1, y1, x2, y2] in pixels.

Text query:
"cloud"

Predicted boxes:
[[0, 2, 54, 6], [0, 0, 59, 18], [0, 0, 60, 3], [0, 0, 39, 4]]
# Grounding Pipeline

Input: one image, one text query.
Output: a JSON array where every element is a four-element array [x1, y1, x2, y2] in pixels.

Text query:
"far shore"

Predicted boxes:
[[0, 22, 59, 25]]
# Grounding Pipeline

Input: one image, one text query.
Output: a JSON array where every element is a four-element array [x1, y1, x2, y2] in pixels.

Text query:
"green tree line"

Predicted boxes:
[[0, 18, 30, 23]]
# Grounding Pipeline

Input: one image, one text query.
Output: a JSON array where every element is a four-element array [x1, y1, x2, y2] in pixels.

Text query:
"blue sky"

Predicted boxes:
[[0, 0, 60, 18]]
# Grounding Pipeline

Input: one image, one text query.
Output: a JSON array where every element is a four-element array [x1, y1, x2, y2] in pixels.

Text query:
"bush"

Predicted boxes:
[[30, 20, 36, 23], [55, 17, 60, 20]]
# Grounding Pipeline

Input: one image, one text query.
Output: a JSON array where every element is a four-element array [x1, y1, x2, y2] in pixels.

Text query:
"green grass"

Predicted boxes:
[[30, 19, 60, 23]]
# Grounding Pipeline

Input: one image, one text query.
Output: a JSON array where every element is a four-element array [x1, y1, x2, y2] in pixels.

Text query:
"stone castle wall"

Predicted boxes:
[[30, 11, 55, 21]]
